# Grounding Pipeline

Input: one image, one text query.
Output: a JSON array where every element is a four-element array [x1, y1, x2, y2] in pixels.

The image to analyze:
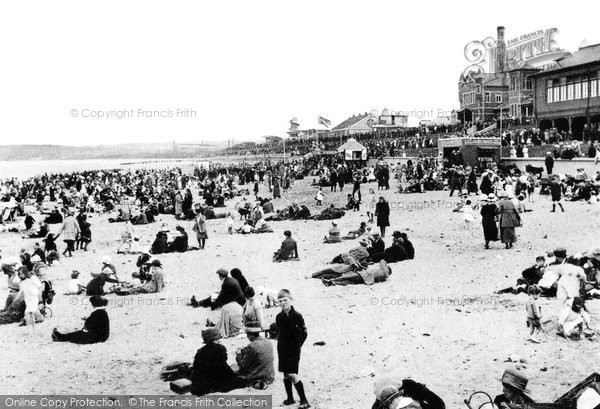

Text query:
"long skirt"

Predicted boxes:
[[500, 227, 517, 244], [482, 219, 498, 242], [215, 302, 243, 338]]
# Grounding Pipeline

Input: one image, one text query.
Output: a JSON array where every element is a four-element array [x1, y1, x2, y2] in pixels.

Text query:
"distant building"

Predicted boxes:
[[531, 43, 600, 139], [294, 129, 330, 139], [372, 108, 408, 133], [458, 26, 571, 124], [458, 72, 508, 123], [331, 112, 377, 137]]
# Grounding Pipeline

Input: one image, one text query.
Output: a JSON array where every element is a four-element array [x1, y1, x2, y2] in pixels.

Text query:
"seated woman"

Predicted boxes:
[[2, 259, 22, 309], [151, 231, 169, 254], [132, 250, 152, 284], [231, 268, 250, 293], [370, 238, 409, 263], [493, 369, 534, 408], [372, 375, 446, 409], [191, 328, 247, 396], [557, 297, 592, 340], [399, 232, 415, 260], [52, 295, 110, 344], [27, 222, 48, 239], [322, 260, 391, 287], [210, 300, 244, 338], [116, 260, 165, 295], [242, 287, 264, 329], [273, 230, 299, 261], [342, 222, 367, 240], [86, 257, 120, 296], [0, 290, 26, 325], [167, 226, 189, 253], [323, 221, 342, 243]]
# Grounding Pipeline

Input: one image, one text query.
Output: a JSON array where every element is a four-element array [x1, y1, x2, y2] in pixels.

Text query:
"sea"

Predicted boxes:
[[0, 154, 284, 179], [0, 158, 200, 179]]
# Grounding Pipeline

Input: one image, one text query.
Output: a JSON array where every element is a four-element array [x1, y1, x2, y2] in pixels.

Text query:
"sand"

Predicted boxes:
[[1, 176, 599, 408]]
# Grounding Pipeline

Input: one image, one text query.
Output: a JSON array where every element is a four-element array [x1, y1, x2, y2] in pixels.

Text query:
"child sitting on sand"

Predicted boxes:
[[66, 270, 85, 295]]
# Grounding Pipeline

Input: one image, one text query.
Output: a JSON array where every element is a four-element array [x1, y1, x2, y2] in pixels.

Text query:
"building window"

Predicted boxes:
[[476, 84, 482, 93], [582, 81, 589, 99], [547, 87, 553, 103], [525, 78, 532, 90], [553, 86, 560, 102], [574, 82, 581, 99], [495, 92, 502, 103], [484, 92, 491, 103], [592, 79, 598, 98], [567, 83, 574, 100]]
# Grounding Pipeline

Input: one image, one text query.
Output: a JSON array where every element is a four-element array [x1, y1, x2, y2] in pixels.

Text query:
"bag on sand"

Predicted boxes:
[[160, 362, 191, 382]]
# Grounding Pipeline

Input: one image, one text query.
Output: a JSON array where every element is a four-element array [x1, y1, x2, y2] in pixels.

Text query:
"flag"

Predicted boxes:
[[318, 116, 331, 128]]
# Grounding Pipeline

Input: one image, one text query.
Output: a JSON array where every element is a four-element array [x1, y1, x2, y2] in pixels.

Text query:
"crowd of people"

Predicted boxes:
[[1, 149, 600, 408]]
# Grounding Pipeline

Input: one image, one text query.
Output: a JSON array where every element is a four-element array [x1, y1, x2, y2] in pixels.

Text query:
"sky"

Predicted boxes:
[[0, 0, 598, 146]]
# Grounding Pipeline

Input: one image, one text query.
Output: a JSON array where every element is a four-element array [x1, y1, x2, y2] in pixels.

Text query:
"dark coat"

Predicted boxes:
[[545, 156, 554, 171], [86, 273, 119, 296], [276, 306, 307, 374], [191, 343, 244, 396], [480, 203, 498, 242], [368, 238, 385, 256], [480, 176, 493, 195], [83, 308, 110, 342], [375, 201, 390, 227], [213, 277, 246, 310]]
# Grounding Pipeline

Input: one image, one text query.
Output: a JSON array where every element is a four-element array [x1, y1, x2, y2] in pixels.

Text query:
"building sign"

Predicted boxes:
[[502, 28, 567, 70], [464, 138, 501, 146], [462, 27, 569, 83]]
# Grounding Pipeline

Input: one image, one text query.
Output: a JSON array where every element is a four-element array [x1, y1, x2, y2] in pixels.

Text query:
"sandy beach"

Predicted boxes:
[[1, 176, 599, 408]]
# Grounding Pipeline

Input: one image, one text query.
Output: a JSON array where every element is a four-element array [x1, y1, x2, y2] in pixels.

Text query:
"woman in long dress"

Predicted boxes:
[[497, 191, 521, 249], [480, 194, 499, 249]]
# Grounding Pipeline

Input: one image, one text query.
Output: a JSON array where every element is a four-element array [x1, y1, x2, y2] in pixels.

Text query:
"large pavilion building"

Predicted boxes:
[[531, 43, 600, 139]]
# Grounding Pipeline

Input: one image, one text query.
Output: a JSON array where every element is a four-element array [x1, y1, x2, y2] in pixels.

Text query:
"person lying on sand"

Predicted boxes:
[[341, 221, 368, 240], [330, 239, 369, 267], [321, 260, 391, 287]]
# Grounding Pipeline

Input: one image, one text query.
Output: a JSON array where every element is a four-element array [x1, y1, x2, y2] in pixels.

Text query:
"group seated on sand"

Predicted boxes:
[[496, 247, 600, 343]]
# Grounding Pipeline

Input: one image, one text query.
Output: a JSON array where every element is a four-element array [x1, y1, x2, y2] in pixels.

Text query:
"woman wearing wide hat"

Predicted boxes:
[[493, 369, 535, 408], [190, 328, 245, 396]]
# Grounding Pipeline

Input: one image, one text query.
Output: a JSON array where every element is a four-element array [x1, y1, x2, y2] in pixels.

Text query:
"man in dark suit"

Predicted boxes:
[[545, 152, 554, 175], [194, 269, 246, 309]]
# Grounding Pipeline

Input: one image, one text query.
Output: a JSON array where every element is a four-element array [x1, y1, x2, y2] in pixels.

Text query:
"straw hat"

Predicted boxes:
[[479, 194, 488, 202], [244, 321, 263, 334], [487, 194, 497, 202], [373, 376, 403, 405], [101, 256, 112, 265], [500, 369, 530, 394]]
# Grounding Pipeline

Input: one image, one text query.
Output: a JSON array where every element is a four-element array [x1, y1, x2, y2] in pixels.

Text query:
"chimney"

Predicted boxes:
[[496, 26, 506, 73]]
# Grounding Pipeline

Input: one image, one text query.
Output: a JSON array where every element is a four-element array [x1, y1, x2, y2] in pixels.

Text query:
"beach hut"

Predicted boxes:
[[337, 138, 367, 161]]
